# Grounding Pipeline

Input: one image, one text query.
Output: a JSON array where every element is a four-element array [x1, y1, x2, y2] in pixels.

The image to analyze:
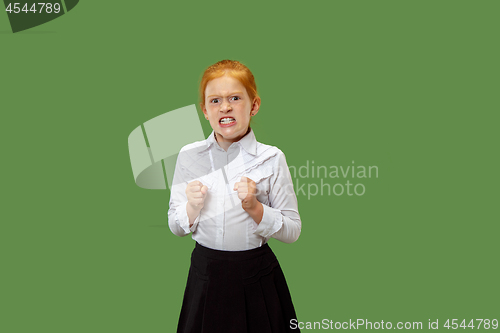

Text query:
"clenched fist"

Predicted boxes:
[[186, 181, 208, 212], [185, 181, 208, 227], [233, 176, 258, 211]]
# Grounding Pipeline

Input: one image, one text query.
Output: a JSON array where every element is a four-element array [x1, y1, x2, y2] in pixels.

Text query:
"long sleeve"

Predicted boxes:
[[168, 151, 201, 237], [253, 150, 301, 243]]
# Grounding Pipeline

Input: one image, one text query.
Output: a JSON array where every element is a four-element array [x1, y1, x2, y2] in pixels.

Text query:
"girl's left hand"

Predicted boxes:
[[233, 176, 258, 211]]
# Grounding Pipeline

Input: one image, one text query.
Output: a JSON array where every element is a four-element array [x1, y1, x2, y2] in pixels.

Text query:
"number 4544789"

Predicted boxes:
[[5, 3, 62, 14], [444, 319, 498, 329]]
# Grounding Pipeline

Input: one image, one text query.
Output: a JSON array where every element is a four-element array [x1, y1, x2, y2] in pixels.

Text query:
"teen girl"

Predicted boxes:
[[168, 60, 302, 333]]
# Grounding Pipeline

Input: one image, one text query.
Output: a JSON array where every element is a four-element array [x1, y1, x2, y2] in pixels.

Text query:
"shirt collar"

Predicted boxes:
[[204, 127, 257, 156]]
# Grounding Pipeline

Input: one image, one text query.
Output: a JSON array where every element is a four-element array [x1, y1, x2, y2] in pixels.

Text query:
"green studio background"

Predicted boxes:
[[1, 1, 498, 332]]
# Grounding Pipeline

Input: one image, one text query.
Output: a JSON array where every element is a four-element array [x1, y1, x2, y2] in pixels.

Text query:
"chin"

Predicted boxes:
[[220, 129, 244, 140]]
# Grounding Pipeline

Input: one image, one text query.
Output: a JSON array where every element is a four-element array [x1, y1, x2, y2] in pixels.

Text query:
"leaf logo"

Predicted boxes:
[[3, 0, 78, 33]]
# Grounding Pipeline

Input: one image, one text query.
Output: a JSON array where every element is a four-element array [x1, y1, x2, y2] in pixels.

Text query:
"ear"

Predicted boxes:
[[250, 97, 261, 116], [201, 103, 208, 119]]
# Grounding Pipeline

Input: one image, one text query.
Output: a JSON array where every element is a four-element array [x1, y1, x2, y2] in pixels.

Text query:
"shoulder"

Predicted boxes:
[[176, 138, 211, 169], [251, 141, 288, 172], [175, 139, 212, 181], [177, 138, 211, 163], [255, 141, 285, 159]]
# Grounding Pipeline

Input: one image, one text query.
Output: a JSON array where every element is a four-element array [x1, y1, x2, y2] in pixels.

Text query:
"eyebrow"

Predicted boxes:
[[207, 92, 244, 99]]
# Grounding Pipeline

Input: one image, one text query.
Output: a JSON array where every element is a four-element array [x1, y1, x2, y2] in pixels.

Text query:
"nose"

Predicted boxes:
[[220, 100, 232, 112]]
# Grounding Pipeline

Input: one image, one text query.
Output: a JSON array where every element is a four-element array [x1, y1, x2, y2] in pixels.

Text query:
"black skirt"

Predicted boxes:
[[177, 242, 300, 333]]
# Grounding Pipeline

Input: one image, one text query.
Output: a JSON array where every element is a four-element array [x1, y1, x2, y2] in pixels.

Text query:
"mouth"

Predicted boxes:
[[219, 117, 236, 126]]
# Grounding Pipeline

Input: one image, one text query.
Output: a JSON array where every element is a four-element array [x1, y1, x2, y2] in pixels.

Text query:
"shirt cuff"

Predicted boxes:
[[176, 201, 200, 234], [190, 214, 201, 233], [253, 203, 283, 238]]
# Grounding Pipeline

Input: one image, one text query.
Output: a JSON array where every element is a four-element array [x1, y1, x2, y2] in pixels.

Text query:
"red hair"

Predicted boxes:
[[199, 60, 260, 109]]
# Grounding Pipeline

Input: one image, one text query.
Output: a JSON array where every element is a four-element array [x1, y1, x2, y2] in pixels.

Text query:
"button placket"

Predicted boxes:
[[214, 149, 225, 249]]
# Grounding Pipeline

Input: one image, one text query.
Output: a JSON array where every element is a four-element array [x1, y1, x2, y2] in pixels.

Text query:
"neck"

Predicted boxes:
[[215, 127, 251, 152]]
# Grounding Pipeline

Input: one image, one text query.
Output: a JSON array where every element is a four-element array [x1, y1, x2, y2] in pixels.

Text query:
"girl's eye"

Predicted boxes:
[[211, 98, 220, 103], [230, 96, 240, 101]]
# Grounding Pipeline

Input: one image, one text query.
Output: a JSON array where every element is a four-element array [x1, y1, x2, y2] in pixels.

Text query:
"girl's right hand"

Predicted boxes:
[[186, 181, 208, 212]]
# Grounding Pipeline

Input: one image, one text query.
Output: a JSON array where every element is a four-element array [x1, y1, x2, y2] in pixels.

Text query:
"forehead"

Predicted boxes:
[[205, 74, 247, 97]]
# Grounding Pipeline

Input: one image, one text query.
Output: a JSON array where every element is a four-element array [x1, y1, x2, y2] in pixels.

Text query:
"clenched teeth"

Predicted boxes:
[[220, 118, 235, 124]]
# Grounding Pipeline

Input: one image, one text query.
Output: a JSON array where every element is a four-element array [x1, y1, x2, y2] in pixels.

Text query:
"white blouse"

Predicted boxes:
[[167, 128, 301, 251]]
